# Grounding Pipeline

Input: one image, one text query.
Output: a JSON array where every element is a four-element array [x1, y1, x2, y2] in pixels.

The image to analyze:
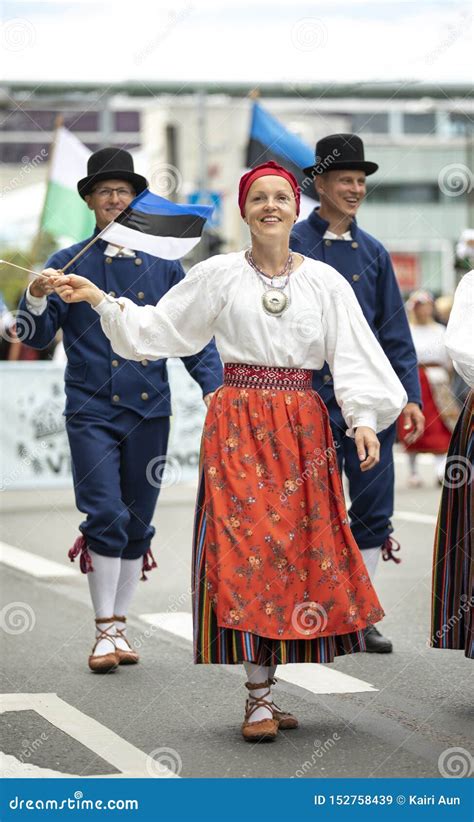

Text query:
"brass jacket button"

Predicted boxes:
[[323, 374, 332, 384], [137, 291, 145, 299], [112, 359, 119, 367], [352, 274, 360, 282], [112, 394, 120, 402], [105, 257, 113, 264], [141, 359, 148, 367], [351, 241, 359, 249], [108, 290, 116, 297], [135, 258, 143, 266], [324, 239, 332, 247], [141, 392, 149, 400]]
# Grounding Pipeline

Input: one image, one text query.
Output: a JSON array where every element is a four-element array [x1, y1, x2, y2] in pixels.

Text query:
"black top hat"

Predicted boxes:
[[77, 147, 148, 199], [303, 134, 378, 177]]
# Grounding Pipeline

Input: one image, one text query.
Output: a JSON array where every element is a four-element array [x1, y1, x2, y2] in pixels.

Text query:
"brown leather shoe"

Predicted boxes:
[[241, 681, 279, 742], [88, 617, 119, 673], [269, 678, 299, 729], [273, 706, 299, 730], [113, 615, 139, 665]]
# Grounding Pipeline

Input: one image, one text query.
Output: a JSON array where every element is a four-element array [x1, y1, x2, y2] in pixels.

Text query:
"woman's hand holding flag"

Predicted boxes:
[[46, 269, 104, 307]]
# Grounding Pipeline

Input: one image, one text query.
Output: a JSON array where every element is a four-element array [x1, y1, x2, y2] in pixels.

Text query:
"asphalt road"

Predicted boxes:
[[1, 451, 472, 780]]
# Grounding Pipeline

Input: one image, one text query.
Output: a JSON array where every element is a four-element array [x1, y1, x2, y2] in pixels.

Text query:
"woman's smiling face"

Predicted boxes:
[[243, 175, 297, 240]]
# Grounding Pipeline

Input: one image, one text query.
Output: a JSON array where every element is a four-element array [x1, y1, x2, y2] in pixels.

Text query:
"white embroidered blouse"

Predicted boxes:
[[93, 251, 407, 436], [445, 270, 474, 389]]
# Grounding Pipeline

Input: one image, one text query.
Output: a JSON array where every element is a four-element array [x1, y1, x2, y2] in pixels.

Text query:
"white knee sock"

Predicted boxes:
[[88, 550, 121, 656], [113, 557, 142, 651], [362, 546, 381, 583], [243, 662, 272, 723]]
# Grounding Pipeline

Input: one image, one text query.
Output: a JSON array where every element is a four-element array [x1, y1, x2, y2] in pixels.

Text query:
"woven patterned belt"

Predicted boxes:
[[223, 363, 312, 390]]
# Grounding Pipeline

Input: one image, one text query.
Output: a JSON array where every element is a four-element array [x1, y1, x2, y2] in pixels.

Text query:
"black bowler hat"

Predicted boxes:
[[303, 133, 378, 177], [77, 147, 148, 199]]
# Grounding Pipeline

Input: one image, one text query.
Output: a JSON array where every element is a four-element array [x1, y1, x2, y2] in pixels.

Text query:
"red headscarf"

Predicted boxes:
[[238, 161, 301, 217]]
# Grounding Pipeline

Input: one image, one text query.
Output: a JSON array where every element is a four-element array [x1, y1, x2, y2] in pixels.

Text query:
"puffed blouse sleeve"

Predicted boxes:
[[92, 261, 218, 361], [321, 273, 408, 436], [444, 270, 474, 388]]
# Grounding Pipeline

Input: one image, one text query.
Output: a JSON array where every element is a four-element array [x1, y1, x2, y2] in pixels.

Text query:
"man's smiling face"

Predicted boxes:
[[85, 179, 136, 229], [315, 169, 367, 221]]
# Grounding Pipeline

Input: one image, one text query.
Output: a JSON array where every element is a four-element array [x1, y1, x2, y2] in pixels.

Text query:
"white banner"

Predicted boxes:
[[0, 360, 208, 491]]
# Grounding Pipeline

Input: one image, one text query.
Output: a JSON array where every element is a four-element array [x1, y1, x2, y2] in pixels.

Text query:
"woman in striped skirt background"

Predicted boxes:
[[431, 270, 473, 660], [49, 162, 407, 742]]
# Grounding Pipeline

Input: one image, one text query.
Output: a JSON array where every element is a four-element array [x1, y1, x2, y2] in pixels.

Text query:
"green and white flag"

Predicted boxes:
[[41, 127, 95, 242]]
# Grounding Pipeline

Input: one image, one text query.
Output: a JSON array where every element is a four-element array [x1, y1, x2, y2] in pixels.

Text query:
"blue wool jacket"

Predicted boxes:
[[19, 234, 223, 418], [291, 209, 421, 412]]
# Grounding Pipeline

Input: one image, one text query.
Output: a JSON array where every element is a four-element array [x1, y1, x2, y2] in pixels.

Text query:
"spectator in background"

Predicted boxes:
[[398, 290, 459, 486], [431, 270, 473, 660]]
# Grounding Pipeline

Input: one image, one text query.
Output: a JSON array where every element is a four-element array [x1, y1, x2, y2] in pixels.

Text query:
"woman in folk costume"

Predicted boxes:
[[47, 162, 406, 743], [398, 290, 459, 487], [431, 271, 473, 660]]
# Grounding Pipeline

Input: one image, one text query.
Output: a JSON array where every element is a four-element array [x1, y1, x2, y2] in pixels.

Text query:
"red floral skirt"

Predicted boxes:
[[192, 364, 384, 665]]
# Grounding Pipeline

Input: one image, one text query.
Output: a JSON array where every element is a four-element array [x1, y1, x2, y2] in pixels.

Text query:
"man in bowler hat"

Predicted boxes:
[[19, 148, 223, 672], [291, 134, 424, 653]]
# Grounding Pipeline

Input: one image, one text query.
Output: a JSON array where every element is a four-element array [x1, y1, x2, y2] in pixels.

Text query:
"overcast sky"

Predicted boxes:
[[2, 0, 472, 85]]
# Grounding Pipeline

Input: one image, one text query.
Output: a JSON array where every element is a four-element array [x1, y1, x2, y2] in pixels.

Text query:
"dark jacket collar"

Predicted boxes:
[[307, 208, 359, 238]]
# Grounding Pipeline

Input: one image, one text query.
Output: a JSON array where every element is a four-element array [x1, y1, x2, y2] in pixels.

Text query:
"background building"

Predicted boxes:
[[1, 81, 473, 294]]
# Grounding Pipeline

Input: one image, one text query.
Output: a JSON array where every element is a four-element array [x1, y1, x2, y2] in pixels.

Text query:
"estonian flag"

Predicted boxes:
[[100, 190, 214, 260], [246, 102, 318, 217]]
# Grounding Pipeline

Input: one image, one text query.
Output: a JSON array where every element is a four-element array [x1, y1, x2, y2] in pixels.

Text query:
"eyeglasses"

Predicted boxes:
[[92, 187, 134, 199]]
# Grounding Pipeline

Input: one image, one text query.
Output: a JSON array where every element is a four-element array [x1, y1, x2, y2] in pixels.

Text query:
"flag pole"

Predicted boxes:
[[29, 114, 64, 266], [0, 260, 50, 278], [60, 189, 148, 272]]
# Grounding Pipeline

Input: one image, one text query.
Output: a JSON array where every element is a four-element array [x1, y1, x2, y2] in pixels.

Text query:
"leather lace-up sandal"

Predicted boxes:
[[113, 615, 139, 665], [241, 681, 279, 742], [269, 677, 299, 730], [88, 617, 119, 673]]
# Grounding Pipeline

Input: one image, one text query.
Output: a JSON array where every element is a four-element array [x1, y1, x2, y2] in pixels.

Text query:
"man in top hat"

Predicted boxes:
[[19, 148, 223, 672], [291, 134, 424, 653]]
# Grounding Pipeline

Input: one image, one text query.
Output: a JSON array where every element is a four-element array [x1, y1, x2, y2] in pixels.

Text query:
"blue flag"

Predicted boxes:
[[246, 102, 317, 202]]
